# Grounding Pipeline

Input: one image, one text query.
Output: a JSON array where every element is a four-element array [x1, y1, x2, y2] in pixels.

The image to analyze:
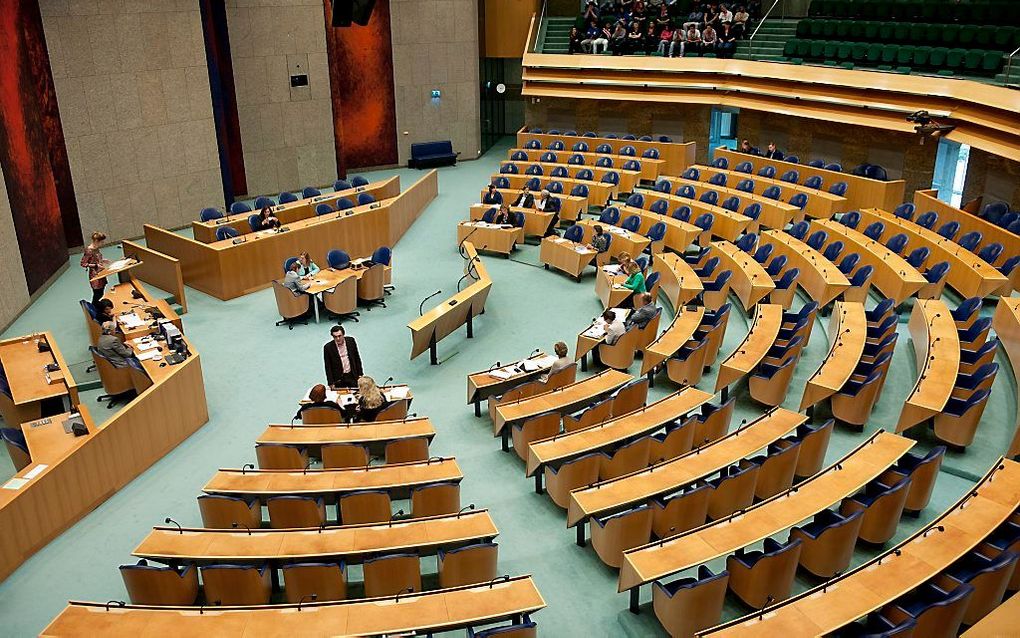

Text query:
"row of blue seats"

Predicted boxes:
[[978, 201, 1020, 230], [211, 194, 379, 242], [524, 128, 673, 142], [502, 161, 628, 183], [649, 180, 814, 211], [199, 175, 372, 221], [490, 176, 590, 200], [522, 139, 662, 159], [281, 246, 391, 274], [681, 165, 849, 198]]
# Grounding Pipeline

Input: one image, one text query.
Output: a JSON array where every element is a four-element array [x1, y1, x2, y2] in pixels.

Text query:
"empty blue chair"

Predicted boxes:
[[315, 203, 333, 215], [696, 256, 720, 278], [838, 253, 860, 275], [959, 317, 992, 350], [865, 298, 896, 324], [216, 227, 239, 241], [702, 269, 732, 295], [1003, 212, 1020, 229], [906, 246, 929, 268], [327, 249, 350, 269], [621, 215, 641, 233], [806, 230, 827, 251], [937, 221, 960, 241], [649, 200, 668, 215], [885, 233, 908, 255], [551, 166, 568, 178], [279, 191, 298, 204], [548, 140, 564, 151], [357, 193, 375, 205], [200, 207, 222, 222], [758, 166, 776, 178], [576, 168, 594, 180], [807, 159, 825, 168], [762, 185, 782, 200], [652, 566, 729, 638], [708, 173, 727, 187], [752, 243, 774, 264], [952, 297, 982, 326], [468, 615, 538, 637], [253, 196, 274, 209], [230, 201, 251, 214], [955, 363, 998, 394], [336, 197, 355, 210], [863, 221, 885, 241], [622, 134, 636, 141], [525, 139, 541, 149], [525, 177, 541, 191], [569, 183, 589, 198], [571, 154, 588, 165], [735, 233, 757, 253], [915, 210, 938, 229], [620, 145, 637, 156], [510, 150, 527, 161], [646, 222, 666, 246], [635, 255, 649, 272], [677, 185, 696, 199], [119, 560, 199, 606], [694, 213, 714, 233], [743, 203, 761, 221], [572, 141, 589, 152], [924, 261, 950, 287], [682, 167, 701, 180], [766, 255, 788, 276], [626, 193, 645, 208], [803, 175, 823, 189], [595, 143, 612, 153], [654, 179, 672, 193], [658, 135, 672, 142], [789, 193, 809, 210], [699, 191, 718, 206], [673, 206, 691, 222], [350, 176, 368, 187], [981, 201, 1009, 221], [370, 247, 392, 272], [642, 148, 659, 159], [828, 181, 848, 196], [736, 179, 755, 193], [599, 208, 620, 226], [494, 176, 510, 189], [775, 267, 799, 292], [564, 130, 577, 136], [500, 163, 518, 174], [582, 131, 597, 137], [601, 171, 620, 186], [721, 196, 739, 212], [787, 221, 809, 240], [957, 231, 982, 252], [847, 264, 873, 289], [785, 155, 799, 164], [885, 582, 974, 637], [893, 203, 915, 220], [979, 242, 1004, 264], [824, 163, 842, 172], [713, 157, 729, 169], [563, 225, 584, 243], [622, 160, 641, 172], [840, 211, 861, 229], [867, 314, 897, 339], [302, 186, 321, 198], [547, 181, 564, 194], [822, 240, 844, 262], [683, 246, 711, 267], [247, 214, 262, 232], [541, 151, 557, 163], [780, 170, 799, 183], [734, 161, 753, 173]]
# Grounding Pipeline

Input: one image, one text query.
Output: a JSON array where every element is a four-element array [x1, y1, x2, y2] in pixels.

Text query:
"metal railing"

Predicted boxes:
[[1005, 45, 1020, 87], [533, 0, 548, 53]]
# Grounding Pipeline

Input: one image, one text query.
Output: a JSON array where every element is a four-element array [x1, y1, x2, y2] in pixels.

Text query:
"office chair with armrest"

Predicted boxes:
[[840, 476, 912, 545], [89, 346, 138, 409], [409, 481, 460, 517], [384, 436, 429, 464], [726, 537, 803, 608], [879, 582, 973, 638], [590, 504, 653, 568], [707, 459, 760, 520], [120, 560, 199, 606], [438, 542, 499, 588], [653, 566, 729, 638], [321, 443, 369, 469], [197, 494, 262, 529], [254, 443, 308, 470], [321, 276, 360, 323], [363, 553, 422, 598], [281, 562, 347, 603], [338, 489, 392, 525], [200, 563, 272, 606], [544, 453, 600, 510], [272, 280, 310, 330], [267, 495, 326, 529], [789, 509, 865, 578]]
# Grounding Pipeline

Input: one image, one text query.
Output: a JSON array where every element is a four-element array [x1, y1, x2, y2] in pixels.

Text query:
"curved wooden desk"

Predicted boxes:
[[566, 407, 806, 528], [619, 431, 914, 594], [0, 333, 78, 426], [595, 265, 633, 309], [517, 129, 696, 175], [896, 299, 961, 433], [638, 189, 751, 242], [467, 351, 555, 415], [664, 175, 802, 231], [641, 307, 706, 377], [652, 252, 704, 310], [616, 204, 702, 254], [470, 203, 553, 238], [42, 575, 546, 637], [715, 304, 784, 393], [799, 301, 867, 411], [408, 242, 492, 364], [914, 189, 1020, 267], [506, 147, 666, 181], [962, 590, 1020, 638], [858, 207, 1008, 298], [813, 219, 926, 304], [690, 165, 847, 220], [202, 458, 463, 499], [491, 173, 614, 210], [256, 418, 437, 448], [526, 387, 713, 477], [485, 187, 586, 221], [191, 178, 400, 243], [499, 159, 639, 194], [493, 369, 632, 439], [456, 221, 522, 257], [761, 229, 850, 305], [993, 297, 1020, 458], [701, 458, 1020, 637], [575, 219, 651, 261], [540, 234, 598, 280], [133, 509, 498, 565], [710, 240, 774, 310], [714, 148, 906, 212]]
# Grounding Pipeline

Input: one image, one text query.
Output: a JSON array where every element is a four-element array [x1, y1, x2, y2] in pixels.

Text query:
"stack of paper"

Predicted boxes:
[[385, 386, 410, 400], [533, 354, 559, 367], [488, 368, 513, 380], [107, 258, 133, 271], [118, 313, 146, 329], [520, 360, 541, 372], [136, 350, 160, 361]]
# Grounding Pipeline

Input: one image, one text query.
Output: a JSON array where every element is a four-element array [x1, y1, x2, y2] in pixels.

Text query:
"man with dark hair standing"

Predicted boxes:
[[324, 325, 364, 389]]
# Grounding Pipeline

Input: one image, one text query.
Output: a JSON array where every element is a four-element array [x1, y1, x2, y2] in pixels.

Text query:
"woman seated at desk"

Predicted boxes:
[[353, 375, 386, 422], [95, 298, 115, 323], [619, 260, 646, 308], [492, 203, 514, 226], [256, 206, 281, 231], [295, 383, 344, 421], [297, 252, 319, 277]]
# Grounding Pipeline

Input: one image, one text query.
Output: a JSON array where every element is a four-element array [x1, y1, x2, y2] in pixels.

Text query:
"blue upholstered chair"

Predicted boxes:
[[327, 249, 351, 269], [200, 207, 222, 222], [216, 226, 239, 241], [230, 201, 251, 214]]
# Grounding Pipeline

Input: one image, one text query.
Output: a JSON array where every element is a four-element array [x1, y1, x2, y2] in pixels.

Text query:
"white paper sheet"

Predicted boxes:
[[3, 478, 29, 490], [23, 464, 47, 480]]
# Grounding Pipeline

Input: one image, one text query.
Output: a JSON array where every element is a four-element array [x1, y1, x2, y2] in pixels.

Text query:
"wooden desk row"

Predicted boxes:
[[42, 575, 546, 637], [615, 204, 702, 253], [256, 417, 437, 449], [146, 171, 438, 300], [687, 164, 847, 220], [483, 187, 586, 222], [507, 147, 665, 181], [709, 241, 774, 311], [702, 458, 1020, 636], [407, 242, 492, 364], [470, 203, 554, 238], [491, 173, 614, 210], [456, 222, 523, 257], [914, 189, 1020, 270], [800, 301, 867, 411], [540, 234, 598, 280], [0, 333, 78, 428], [760, 229, 850, 306], [642, 307, 706, 378], [896, 299, 961, 434], [466, 352, 557, 418], [992, 297, 1020, 459], [637, 189, 752, 242], [499, 159, 640, 194], [662, 175, 802, 232], [715, 303, 784, 394], [517, 128, 696, 176]]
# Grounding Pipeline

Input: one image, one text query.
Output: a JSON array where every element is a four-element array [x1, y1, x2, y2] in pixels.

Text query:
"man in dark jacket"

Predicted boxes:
[[323, 324, 364, 388], [763, 142, 785, 160]]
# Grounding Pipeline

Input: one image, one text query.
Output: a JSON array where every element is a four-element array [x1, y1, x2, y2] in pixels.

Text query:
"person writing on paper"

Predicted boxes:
[[81, 231, 111, 306], [492, 203, 514, 225], [626, 293, 658, 329], [283, 260, 310, 294], [513, 185, 534, 208], [300, 383, 343, 414], [95, 298, 116, 323], [297, 252, 319, 277], [483, 183, 502, 205], [324, 324, 364, 388], [257, 206, 281, 231], [620, 260, 646, 307], [97, 321, 135, 368], [588, 225, 610, 254], [354, 375, 386, 422], [603, 310, 627, 345], [541, 342, 573, 382]]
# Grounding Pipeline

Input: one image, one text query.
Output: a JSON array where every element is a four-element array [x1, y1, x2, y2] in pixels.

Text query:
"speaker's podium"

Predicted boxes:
[[332, 0, 376, 26]]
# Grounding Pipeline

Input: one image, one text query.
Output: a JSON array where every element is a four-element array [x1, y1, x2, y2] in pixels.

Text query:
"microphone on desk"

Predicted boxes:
[[231, 522, 252, 536], [418, 290, 442, 316], [164, 517, 183, 534], [458, 503, 476, 518], [388, 509, 405, 527], [489, 361, 501, 371], [395, 587, 415, 603], [458, 226, 481, 257], [382, 376, 394, 387], [297, 594, 317, 611]]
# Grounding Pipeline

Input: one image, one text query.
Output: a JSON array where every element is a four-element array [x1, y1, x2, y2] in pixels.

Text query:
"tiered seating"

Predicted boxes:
[[831, 299, 899, 426], [808, 0, 1020, 25]]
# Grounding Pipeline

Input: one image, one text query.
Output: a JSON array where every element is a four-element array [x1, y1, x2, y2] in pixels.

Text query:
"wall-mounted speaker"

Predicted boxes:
[[332, 0, 376, 27]]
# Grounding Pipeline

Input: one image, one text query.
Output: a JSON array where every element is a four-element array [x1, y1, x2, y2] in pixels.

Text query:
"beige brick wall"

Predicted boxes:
[[390, 0, 481, 165], [0, 168, 31, 330], [226, 0, 336, 197], [41, 0, 223, 240]]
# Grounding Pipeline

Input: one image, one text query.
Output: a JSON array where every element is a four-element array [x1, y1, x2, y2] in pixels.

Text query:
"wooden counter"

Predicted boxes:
[[256, 418, 437, 449], [665, 175, 802, 231], [470, 203, 553, 238], [914, 189, 1020, 270], [641, 306, 706, 377], [992, 297, 1020, 458], [800, 301, 867, 410], [540, 234, 597, 280], [710, 240, 774, 310], [652, 252, 704, 310], [0, 332, 78, 426], [500, 159, 639, 194], [715, 303, 784, 392], [616, 204, 701, 254], [689, 164, 847, 220], [896, 299, 961, 433], [517, 129, 696, 175], [638, 189, 752, 242], [456, 221, 522, 257], [761, 229, 850, 305], [493, 369, 632, 437], [467, 352, 555, 409]]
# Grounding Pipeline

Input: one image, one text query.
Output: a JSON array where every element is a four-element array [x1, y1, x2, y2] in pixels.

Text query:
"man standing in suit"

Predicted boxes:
[[324, 324, 364, 388]]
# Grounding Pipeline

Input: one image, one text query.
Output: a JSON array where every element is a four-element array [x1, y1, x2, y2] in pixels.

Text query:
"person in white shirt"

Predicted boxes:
[[718, 4, 733, 23], [603, 309, 627, 345], [542, 342, 573, 382]]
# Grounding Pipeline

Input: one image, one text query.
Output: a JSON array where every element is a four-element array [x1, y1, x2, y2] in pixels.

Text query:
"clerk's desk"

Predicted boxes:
[[43, 575, 546, 637], [146, 170, 438, 300], [0, 312, 207, 582], [0, 333, 78, 428], [104, 280, 183, 341], [191, 178, 400, 243]]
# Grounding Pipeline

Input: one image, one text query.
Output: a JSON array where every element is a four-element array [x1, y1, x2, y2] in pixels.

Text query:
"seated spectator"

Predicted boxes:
[[492, 203, 514, 225], [95, 298, 115, 323], [733, 5, 750, 37], [763, 141, 784, 160], [718, 3, 733, 24], [483, 183, 502, 205], [283, 259, 310, 294], [632, 0, 647, 27], [654, 4, 671, 31], [591, 21, 612, 54], [584, 0, 600, 21], [684, 24, 702, 56], [667, 28, 685, 57], [626, 293, 659, 329], [302, 384, 343, 415], [611, 21, 628, 55], [513, 185, 534, 208], [536, 189, 559, 214], [702, 24, 718, 53], [717, 22, 737, 58], [644, 23, 659, 54], [626, 21, 644, 54], [704, 3, 720, 29], [354, 375, 386, 423], [582, 19, 601, 53], [657, 23, 675, 56], [569, 26, 583, 54], [683, 6, 704, 29], [603, 309, 626, 345]]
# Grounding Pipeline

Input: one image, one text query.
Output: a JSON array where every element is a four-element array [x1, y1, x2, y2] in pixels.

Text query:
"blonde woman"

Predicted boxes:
[[297, 252, 319, 277], [81, 231, 110, 305], [355, 375, 386, 422]]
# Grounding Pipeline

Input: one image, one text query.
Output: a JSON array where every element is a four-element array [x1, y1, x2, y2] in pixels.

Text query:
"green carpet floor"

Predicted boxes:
[[0, 136, 1013, 636]]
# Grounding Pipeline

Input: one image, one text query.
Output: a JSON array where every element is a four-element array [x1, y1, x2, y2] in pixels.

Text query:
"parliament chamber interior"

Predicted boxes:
[[1, 0, 1020, 636]]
